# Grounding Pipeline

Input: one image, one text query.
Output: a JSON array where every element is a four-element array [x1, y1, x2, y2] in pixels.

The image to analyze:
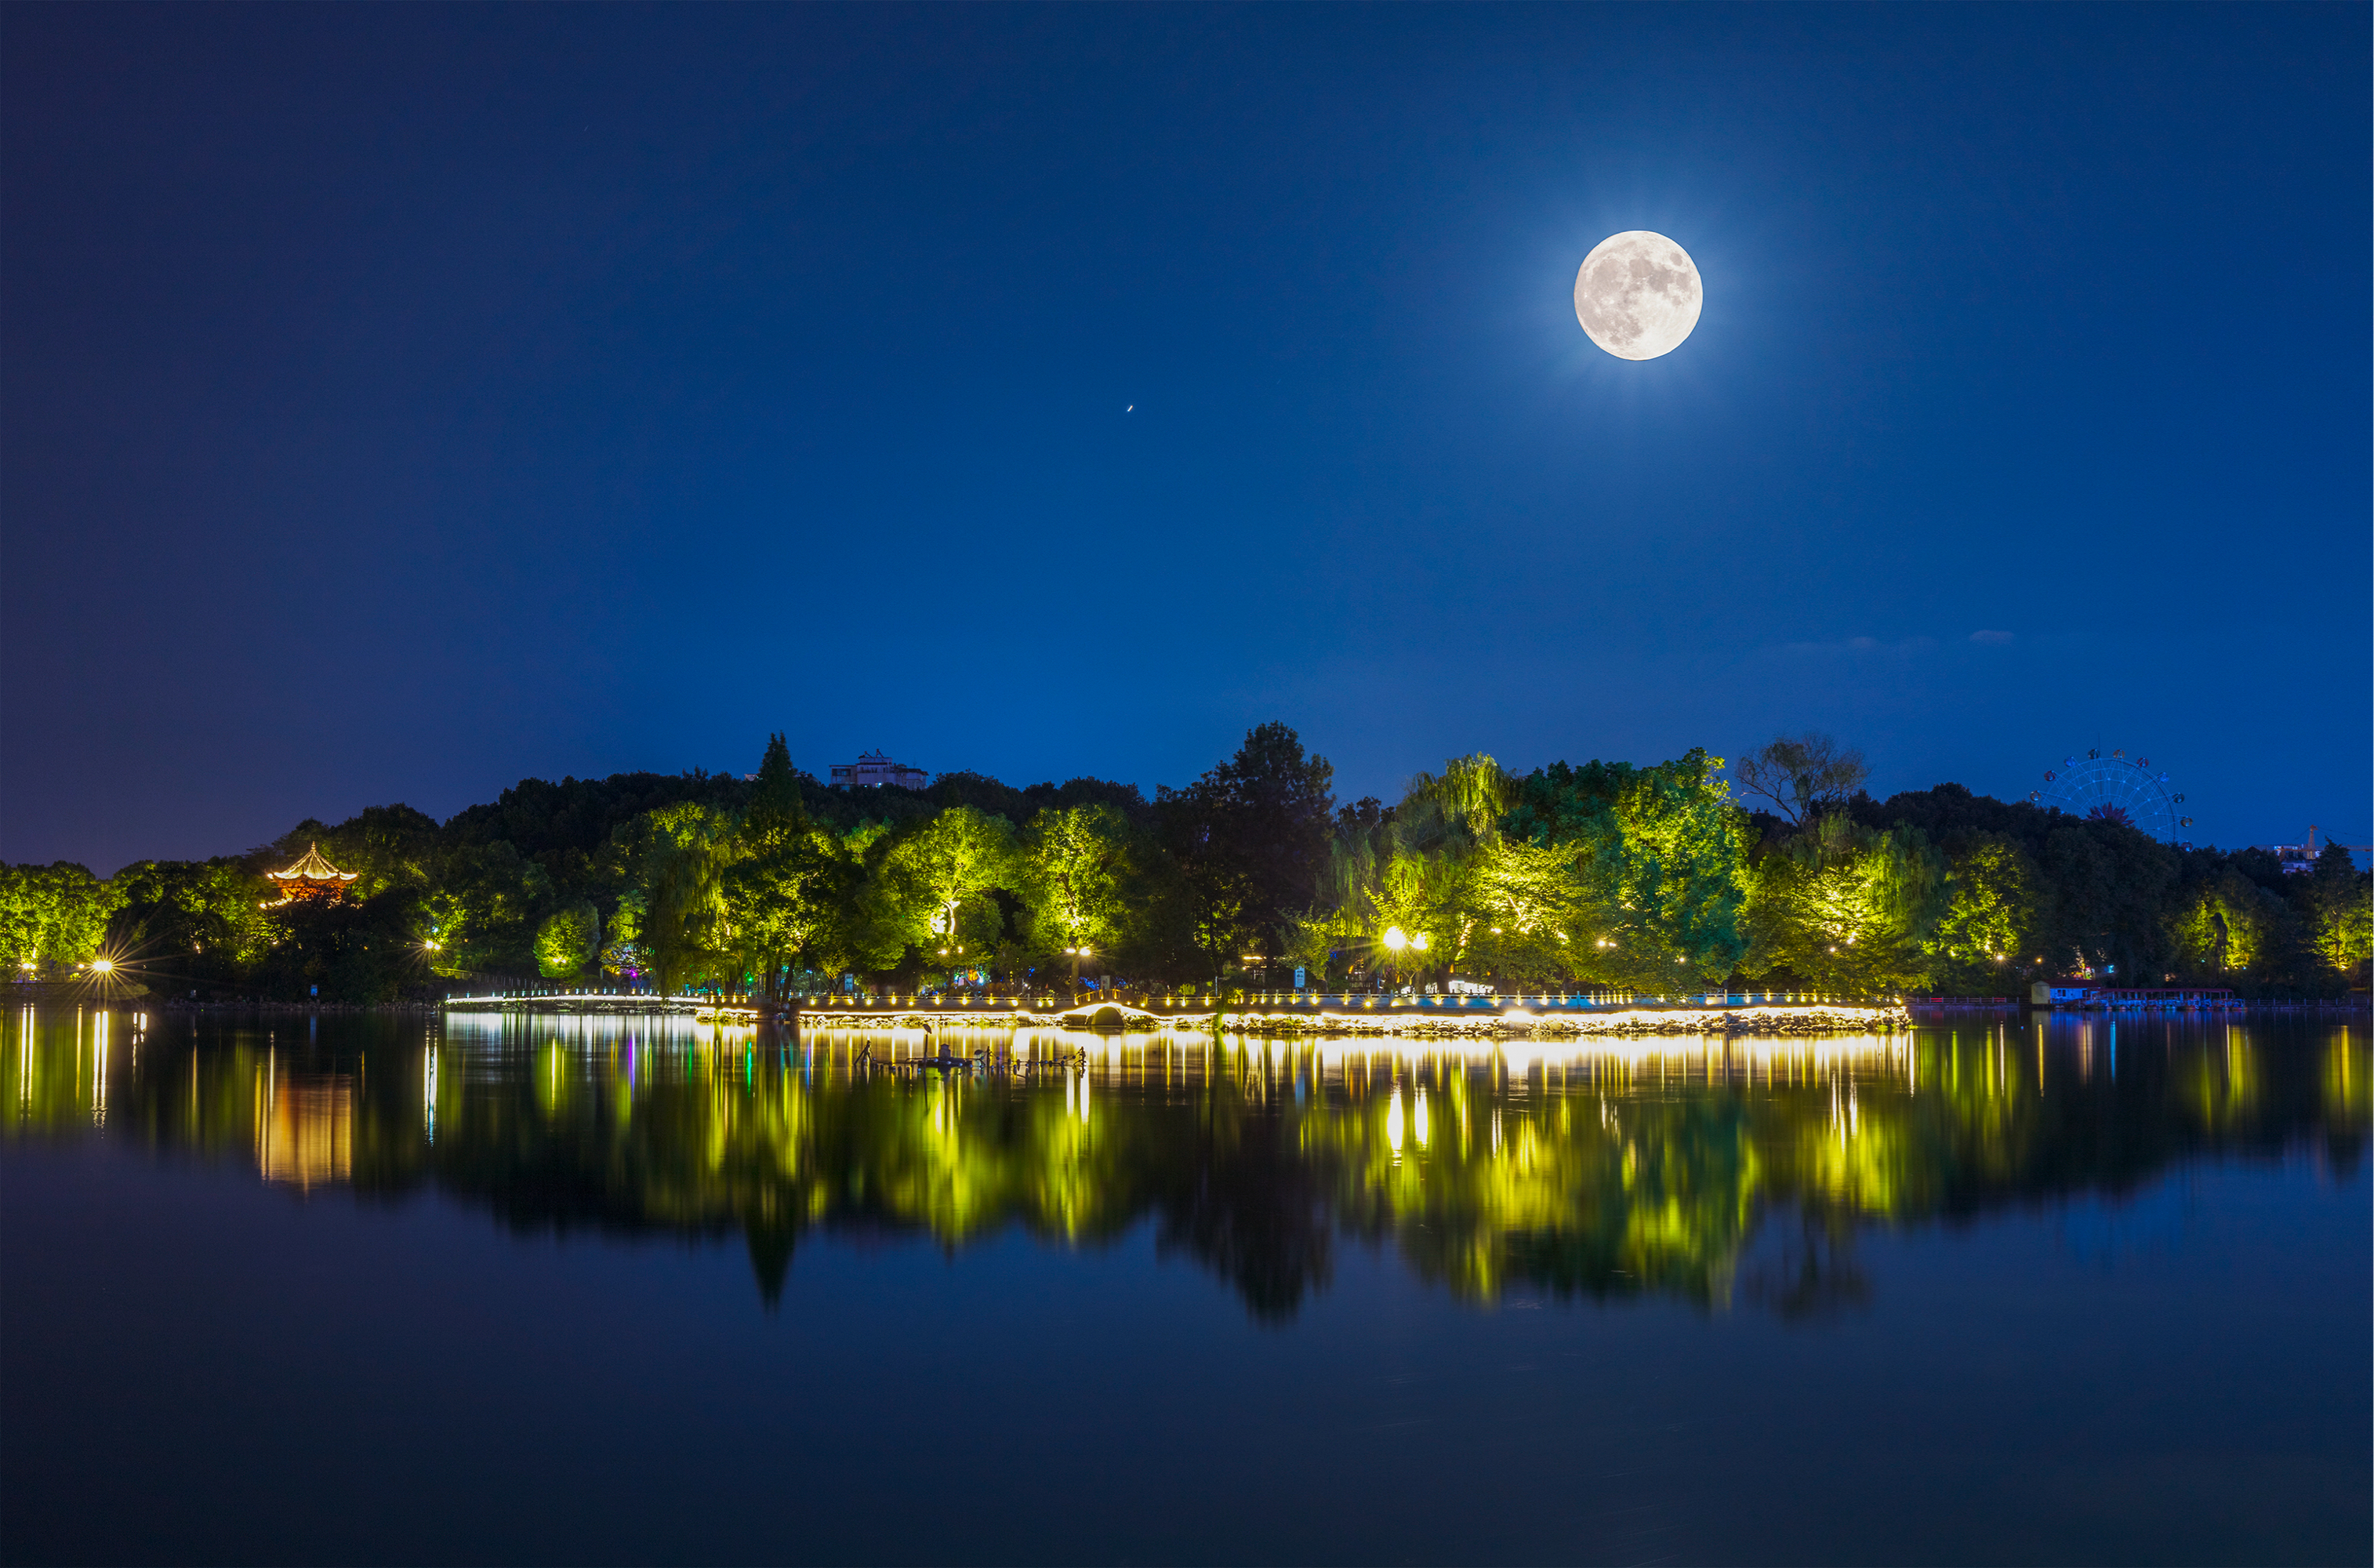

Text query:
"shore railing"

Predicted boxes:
[[778, 989, 1845, 1011], [441, 985, 1882, 1012], [439, 985, 2361, 1016]]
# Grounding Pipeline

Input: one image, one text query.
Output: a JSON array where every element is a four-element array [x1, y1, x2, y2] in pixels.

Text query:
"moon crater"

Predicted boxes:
[[1574, 231, 1702, 361]]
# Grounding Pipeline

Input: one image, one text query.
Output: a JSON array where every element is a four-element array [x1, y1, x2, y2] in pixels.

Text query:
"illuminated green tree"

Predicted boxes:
[[1467, 837, 1594, 983], [107, 858, 275, 985], [534, 903, 600, 978], [1021, 804, 1128, 973], [879, 806, 1020, 968], [721, 737, 867, 1000], [601, 890, 645, 977], [2304, 843, 2372, 984], [1501, 750, 1754, 989], [1919, 833, 2037, 988], [1742, 816, 1944, 993], [1372, 756, 1514, 980], [628, 803, 736, 993], [0, 862, 118, 975]]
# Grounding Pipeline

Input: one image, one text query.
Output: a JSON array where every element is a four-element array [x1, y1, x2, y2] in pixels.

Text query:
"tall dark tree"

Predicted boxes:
[[1216, 724, 1336, 945], [748, 732, 802, 832], [1149, 724, 1334, 980], [2035, 822, 2180, 982], [1152, 779, 1258, 985]]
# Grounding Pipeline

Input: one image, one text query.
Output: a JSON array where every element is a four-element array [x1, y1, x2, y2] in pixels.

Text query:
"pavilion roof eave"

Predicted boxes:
[[267, 842, 360, 883]]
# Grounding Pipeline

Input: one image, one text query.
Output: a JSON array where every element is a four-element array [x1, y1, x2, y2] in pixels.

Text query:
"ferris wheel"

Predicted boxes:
[[2029, 748, 2192, 847]]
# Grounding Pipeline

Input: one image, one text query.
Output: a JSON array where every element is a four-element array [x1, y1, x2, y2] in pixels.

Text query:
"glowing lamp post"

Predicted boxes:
[[1381, 927, 1428, 990]]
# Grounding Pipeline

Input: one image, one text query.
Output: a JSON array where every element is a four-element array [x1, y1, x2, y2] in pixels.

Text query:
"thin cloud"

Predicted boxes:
[[1969, 630, 2016, 644], [1775, 635, 1937, 657]]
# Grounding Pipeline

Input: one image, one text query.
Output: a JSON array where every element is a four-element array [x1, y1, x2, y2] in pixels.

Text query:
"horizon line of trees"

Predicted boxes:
[[2, 726, 2367, 1004]]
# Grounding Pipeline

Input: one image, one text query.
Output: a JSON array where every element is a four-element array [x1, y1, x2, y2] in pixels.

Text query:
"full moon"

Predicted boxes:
[[1574, 231, 1702, 360]]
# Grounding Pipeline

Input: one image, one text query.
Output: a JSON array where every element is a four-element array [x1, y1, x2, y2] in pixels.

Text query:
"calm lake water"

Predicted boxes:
[[2, 1007, 2366, 1566]]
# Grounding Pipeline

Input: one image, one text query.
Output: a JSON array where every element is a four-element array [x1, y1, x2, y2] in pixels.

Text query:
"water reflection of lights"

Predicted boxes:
[[426, 1015, 1944, 1112], [5, 1010, 2357, 1321], [90, 1010, 108, 1127], [255, 1050, 354, 1191]]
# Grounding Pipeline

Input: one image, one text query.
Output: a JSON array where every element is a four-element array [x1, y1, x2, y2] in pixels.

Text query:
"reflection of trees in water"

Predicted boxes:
[[5, 1014, 2365, 1321], [1733, 1212, 1871, 1321], [1148, 1093, 1336, 1323]]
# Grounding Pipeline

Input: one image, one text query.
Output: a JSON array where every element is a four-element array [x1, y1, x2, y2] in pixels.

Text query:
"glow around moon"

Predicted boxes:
[[1574, 231, 1702, 360]]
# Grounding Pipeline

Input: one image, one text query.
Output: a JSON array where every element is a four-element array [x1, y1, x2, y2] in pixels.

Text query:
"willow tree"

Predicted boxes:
[[1741, 815, 1946, 993], [629, 802, 735, 993], [1281, 800, 1394, 985], [1377, 756, 1515, 978], [1287, 756, 1523, 986]]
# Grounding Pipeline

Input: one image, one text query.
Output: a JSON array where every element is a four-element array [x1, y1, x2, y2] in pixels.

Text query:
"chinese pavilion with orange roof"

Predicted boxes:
[[263, 844, 359, 908]]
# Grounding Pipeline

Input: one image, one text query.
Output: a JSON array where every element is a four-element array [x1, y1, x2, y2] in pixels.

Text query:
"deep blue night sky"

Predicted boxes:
[[4, 4, 2365, 872]]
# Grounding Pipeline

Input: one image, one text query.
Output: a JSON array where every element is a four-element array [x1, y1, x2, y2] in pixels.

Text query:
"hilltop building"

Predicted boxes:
[[830, 751, 928, 790]]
